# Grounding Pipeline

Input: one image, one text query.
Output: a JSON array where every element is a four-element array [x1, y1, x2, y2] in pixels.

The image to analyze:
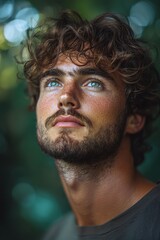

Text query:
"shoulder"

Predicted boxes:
[[136, 183, 160, 214], [42, 212, 77, 240], [132, 184, 160, 227]]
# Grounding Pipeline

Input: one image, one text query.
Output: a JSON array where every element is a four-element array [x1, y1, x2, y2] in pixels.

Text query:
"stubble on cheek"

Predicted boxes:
[[36, 122, 46, 143]]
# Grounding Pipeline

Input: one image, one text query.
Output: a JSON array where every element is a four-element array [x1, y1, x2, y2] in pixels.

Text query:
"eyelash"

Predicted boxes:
[[42, 78, 105, 91], [44, 78, 61, 88], [84, 79, 104, 90]]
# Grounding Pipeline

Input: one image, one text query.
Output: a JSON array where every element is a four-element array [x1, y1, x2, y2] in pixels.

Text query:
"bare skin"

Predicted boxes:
[[37, 55, 156, 227], [59, 139, 155, 226]]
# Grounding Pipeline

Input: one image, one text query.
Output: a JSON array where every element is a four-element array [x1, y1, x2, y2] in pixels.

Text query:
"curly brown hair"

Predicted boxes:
[[23, 9, 160, 166]]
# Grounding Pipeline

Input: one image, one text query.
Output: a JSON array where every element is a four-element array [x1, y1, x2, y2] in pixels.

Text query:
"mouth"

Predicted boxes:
[[52, 115, 85, 128]]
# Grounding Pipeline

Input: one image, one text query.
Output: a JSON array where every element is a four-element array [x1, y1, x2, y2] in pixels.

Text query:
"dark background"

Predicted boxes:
[[1, 0, 160, 239]]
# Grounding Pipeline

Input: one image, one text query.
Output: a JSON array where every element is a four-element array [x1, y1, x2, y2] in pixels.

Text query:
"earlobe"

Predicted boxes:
[[125, 114, 145, 134]]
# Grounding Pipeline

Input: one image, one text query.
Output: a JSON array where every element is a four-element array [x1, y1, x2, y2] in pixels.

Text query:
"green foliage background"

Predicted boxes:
[[1, 0, 160, 239]]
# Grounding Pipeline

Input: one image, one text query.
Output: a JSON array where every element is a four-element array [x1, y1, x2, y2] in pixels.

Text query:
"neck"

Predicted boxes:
[[55, 138, 155, 226]]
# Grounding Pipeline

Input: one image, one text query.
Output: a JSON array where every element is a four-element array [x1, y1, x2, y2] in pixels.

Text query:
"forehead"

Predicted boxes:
[[41, 54, 116, 82], [53, 54, 93, 71], [48, 55, 124, 87]]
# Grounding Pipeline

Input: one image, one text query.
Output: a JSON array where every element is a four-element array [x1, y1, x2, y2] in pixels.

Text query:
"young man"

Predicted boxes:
[[23, 10, 160, 240]]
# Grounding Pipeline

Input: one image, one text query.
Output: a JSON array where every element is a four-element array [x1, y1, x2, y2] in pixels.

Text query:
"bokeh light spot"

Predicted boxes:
[[130, 1, 155, 27], [12, 183, 62, 225], [12, 182, 36, 206], [23, 193, 59, 222], [0, 1, 14, 22], [16, 7, 40, 28], [128, 16, 144, 38], [4, 19, 27, 44]]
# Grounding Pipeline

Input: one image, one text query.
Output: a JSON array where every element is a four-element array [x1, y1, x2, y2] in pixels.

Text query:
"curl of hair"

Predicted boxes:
[[23, 9, 160, 166]]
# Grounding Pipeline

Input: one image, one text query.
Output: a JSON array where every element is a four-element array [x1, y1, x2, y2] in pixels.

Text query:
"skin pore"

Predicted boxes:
[[36, 55, 156, 226]]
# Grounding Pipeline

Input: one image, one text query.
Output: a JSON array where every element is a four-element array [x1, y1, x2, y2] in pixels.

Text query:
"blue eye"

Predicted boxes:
[[46, 79, 61, 88], [88, 82, 100, 87], [87, 81, 103, 89]]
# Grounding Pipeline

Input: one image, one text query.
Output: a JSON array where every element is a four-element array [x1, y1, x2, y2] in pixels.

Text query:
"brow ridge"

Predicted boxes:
[[39, 67, 114, 82]]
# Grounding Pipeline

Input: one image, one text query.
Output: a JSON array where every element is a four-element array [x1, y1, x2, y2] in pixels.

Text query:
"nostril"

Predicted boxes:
[[59, 101, 75, 109], [68, 102, 74, 107], [59, 102, 63, 107]]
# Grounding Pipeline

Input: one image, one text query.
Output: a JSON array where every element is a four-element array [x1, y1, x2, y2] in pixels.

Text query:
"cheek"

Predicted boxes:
[[84, 96, 117, 114], [36, 95, 58, 121], [83, 95, 125, 124]]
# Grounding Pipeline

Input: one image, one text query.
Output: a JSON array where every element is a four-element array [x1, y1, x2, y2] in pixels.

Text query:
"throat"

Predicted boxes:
[[55, 158, 112, 185], [55, 159, 116, 226], [55, 158, 156, 227]]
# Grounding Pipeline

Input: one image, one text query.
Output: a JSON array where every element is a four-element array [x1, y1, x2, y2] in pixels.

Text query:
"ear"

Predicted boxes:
[[125, 114, 145, 134]]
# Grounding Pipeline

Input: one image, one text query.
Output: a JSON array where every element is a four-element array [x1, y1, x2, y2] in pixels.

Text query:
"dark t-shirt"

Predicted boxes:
[[43, 184, 160, 240]]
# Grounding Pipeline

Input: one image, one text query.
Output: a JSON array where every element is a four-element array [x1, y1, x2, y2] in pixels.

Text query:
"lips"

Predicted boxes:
[[52, 115, 85, 127]]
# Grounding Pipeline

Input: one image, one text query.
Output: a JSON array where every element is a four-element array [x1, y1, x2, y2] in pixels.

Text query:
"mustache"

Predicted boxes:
[[45, 108, 93, 129]]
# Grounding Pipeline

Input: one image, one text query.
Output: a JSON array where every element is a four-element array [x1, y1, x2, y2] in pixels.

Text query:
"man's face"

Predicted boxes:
[[36, 55, 128, 166]]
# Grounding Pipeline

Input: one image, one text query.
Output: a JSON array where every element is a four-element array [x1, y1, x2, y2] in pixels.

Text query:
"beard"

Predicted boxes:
[[37, 108, 127, 168]]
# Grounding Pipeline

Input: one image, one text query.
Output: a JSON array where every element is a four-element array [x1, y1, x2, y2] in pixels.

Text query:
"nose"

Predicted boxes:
[[58, 85, 80, 110]]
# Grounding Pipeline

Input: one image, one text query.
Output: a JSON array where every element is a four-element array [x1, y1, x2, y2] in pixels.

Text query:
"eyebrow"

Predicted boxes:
[[39, 67, 114, 82]]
